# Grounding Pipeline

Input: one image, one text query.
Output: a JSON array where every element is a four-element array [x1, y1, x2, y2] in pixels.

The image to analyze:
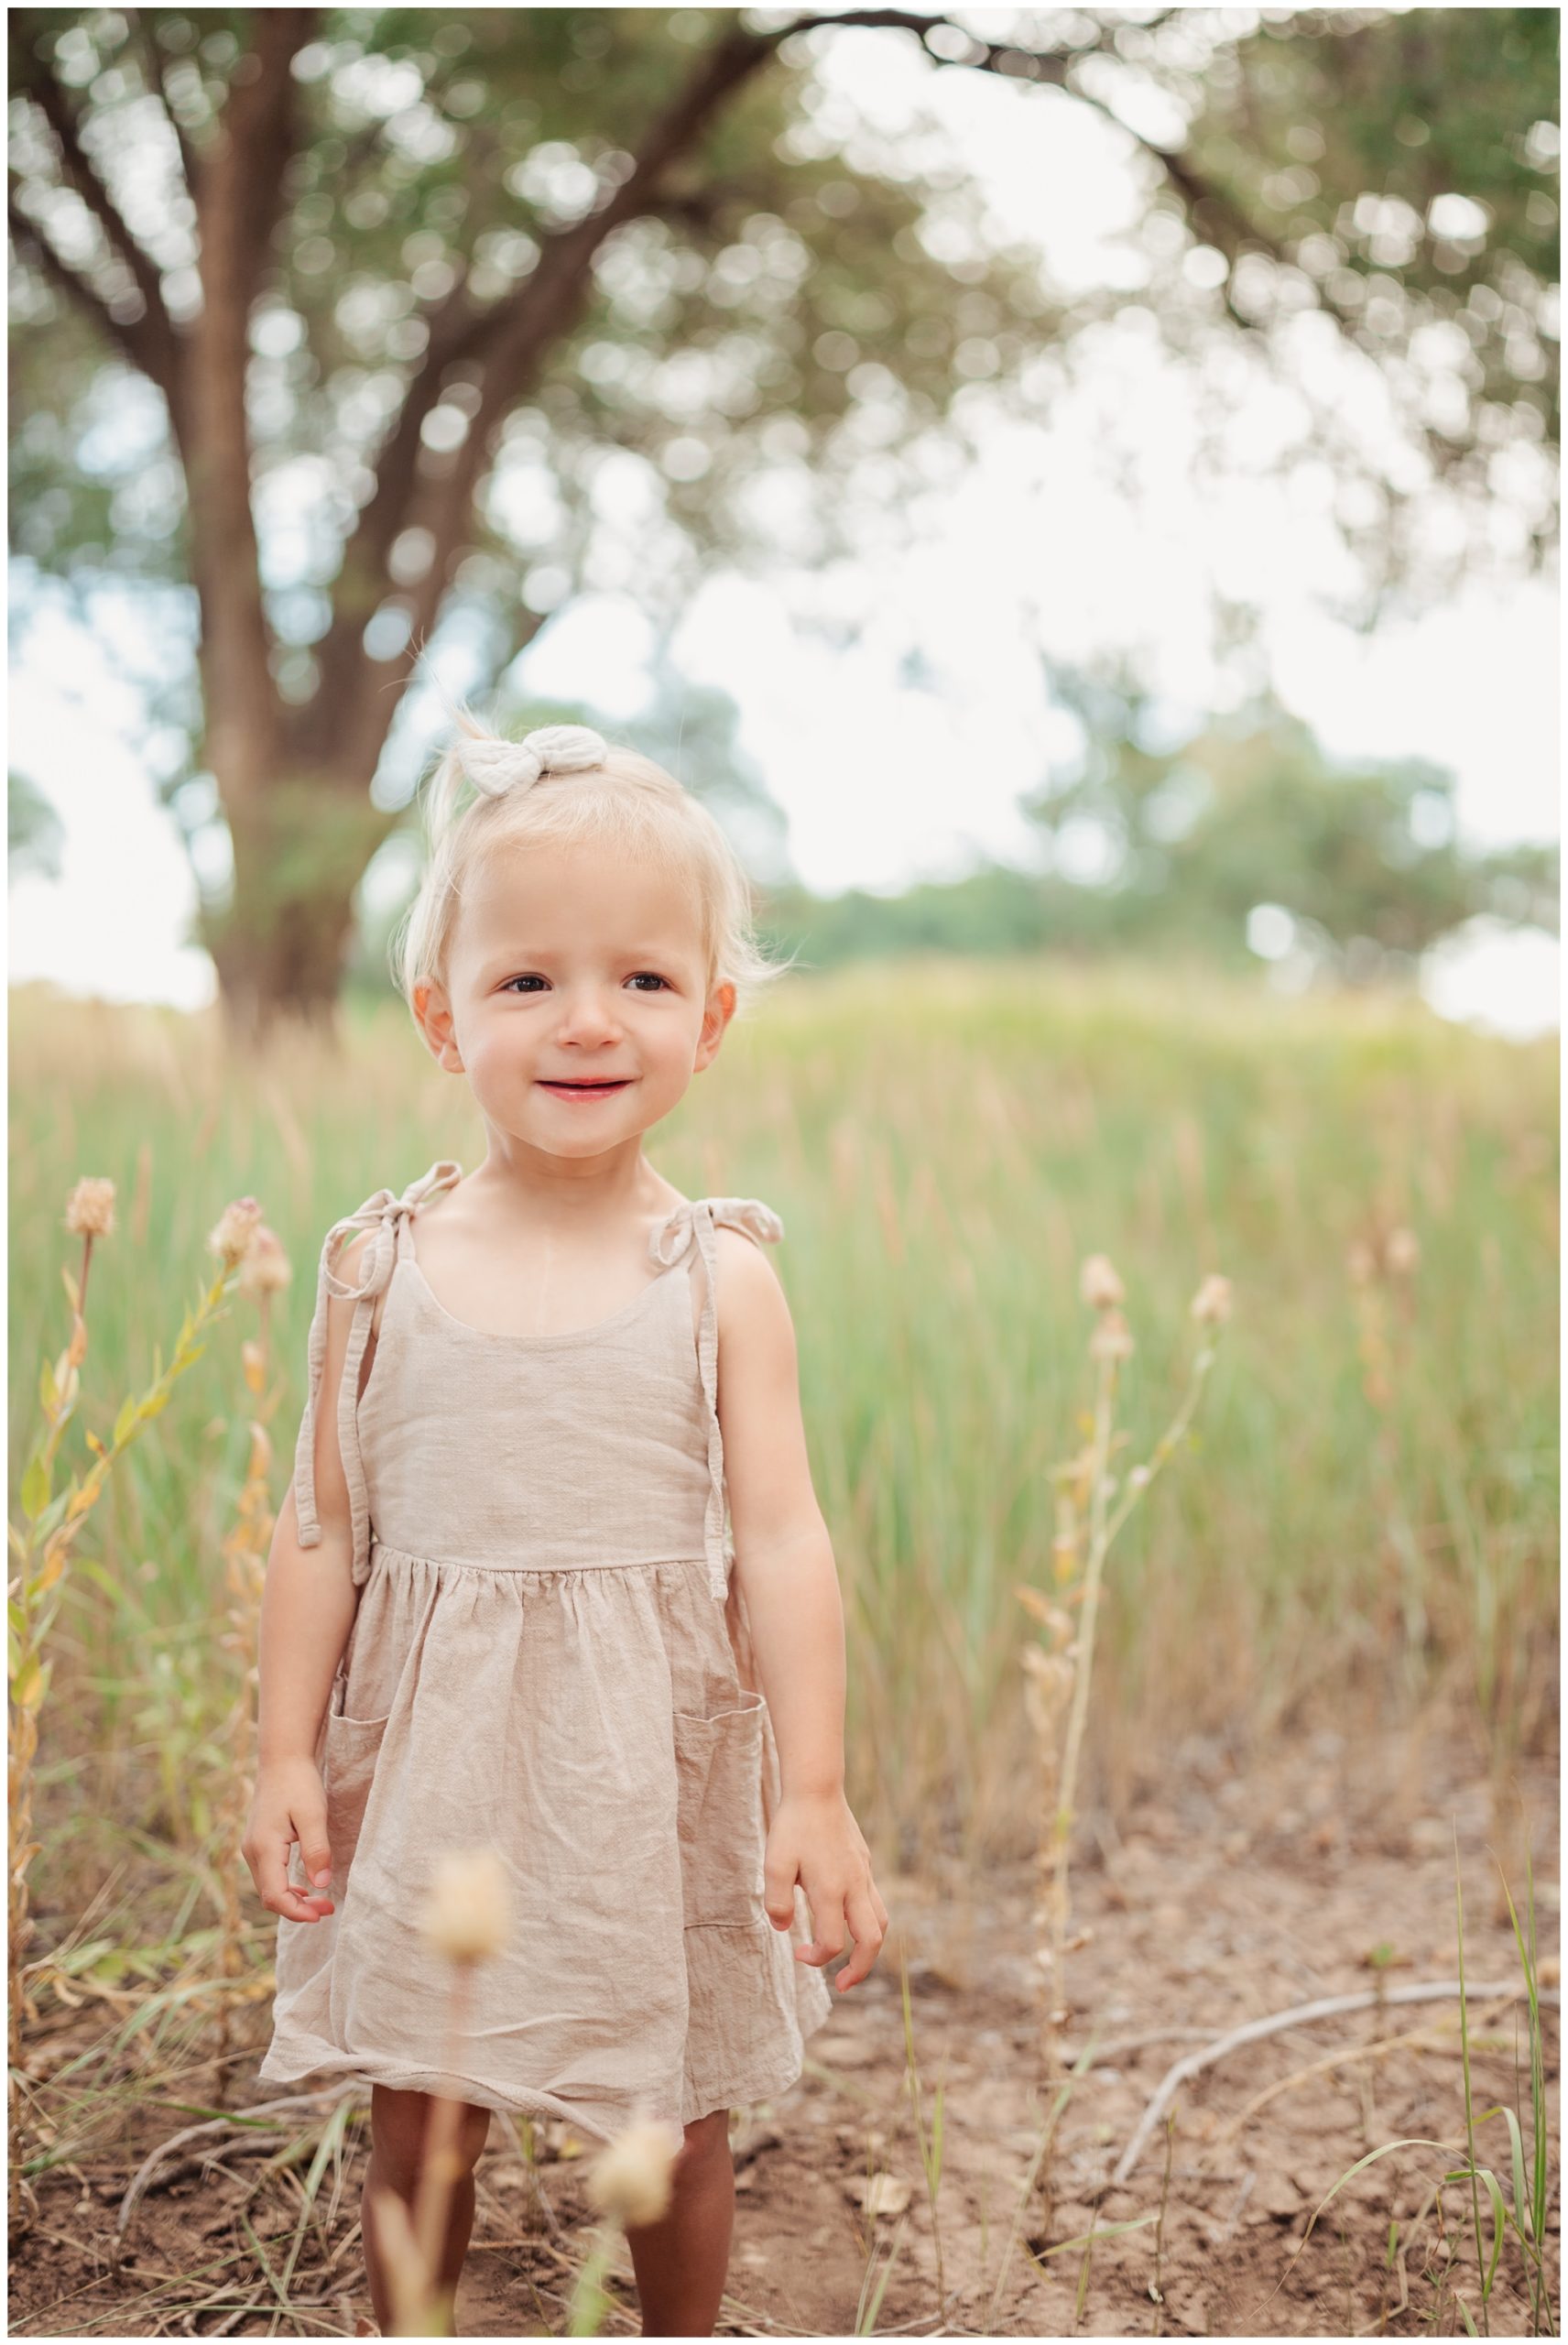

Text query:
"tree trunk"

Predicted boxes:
[[204, 894, 356, 1055], [201, 769, 387, 1054]]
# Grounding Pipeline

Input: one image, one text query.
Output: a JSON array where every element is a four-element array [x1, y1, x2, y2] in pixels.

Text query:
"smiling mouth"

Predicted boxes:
[[539, 1078, 632, 1094]]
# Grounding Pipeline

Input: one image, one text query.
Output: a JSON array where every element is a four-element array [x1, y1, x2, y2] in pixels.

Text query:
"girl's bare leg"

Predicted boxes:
[[624, 2107, 735, 2338], [360, 2083, 493, 2334]]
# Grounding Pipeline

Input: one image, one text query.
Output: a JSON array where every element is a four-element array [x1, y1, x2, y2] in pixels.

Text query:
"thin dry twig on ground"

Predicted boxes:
[[1110, 1980, 1562, 2187]]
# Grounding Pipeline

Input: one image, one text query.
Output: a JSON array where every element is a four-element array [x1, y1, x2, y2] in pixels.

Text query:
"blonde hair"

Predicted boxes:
[[389, 674, 796, 1024]]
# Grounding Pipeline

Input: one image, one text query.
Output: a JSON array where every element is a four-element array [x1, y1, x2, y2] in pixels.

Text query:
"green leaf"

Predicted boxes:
[[1301, 2139, 1456, 2249], [1028, 2210, 1160, 2259], [1498, 2105, 1531, 2241], [33, 1492, 72, 1542], [1475, 2164, 1508, 2296], [19, 1453, 49, 1522]]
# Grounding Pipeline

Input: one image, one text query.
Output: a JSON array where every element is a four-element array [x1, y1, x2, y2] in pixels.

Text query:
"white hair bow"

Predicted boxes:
[[455, 723, 607, 800]]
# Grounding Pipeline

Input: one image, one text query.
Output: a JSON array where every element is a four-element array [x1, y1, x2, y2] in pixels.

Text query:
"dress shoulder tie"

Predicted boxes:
[[291, 1159, 463, 1586], [648, 1196, 785, 1601]]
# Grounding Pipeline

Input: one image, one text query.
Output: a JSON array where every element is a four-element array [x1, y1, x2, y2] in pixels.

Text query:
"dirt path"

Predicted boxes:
[[11, 1714, 1557, 2336]]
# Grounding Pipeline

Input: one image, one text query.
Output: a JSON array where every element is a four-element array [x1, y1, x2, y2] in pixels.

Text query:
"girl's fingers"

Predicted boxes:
[[795, 1885, 848, 1969], [831, 1884, 887, 1991], [254, 1830, 335, 1922], [276, 1886, 336, 1922]]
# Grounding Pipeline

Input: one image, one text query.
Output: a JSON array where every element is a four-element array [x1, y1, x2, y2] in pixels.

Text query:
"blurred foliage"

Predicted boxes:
[[7, 769, 66, 883], [756, 690, 1559, 986], [7, 6, 1060, 624], [9, 6, 1558, 647], [1174, 5, 1559, 606], [5, 6, 1559, 1030], [340, 670, 1558, 1001]]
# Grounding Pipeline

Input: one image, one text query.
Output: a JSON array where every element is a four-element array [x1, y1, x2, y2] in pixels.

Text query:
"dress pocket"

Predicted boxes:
[[671, 1685, 768, 1927], [321, 1675, 390, 1886]]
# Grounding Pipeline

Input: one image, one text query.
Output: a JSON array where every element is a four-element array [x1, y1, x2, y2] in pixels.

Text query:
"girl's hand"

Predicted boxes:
[[244, 1757, 337, 1924], [764, 1788, 888, 1991]]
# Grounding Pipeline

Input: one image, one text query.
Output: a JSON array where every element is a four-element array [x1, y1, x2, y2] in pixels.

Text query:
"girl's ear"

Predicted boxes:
[[697, 981, 736, 1068], [416, 979, 465, 1073]]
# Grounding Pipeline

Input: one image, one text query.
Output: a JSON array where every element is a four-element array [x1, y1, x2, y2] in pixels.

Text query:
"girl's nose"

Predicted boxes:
[[554, 991, 623, 1042]]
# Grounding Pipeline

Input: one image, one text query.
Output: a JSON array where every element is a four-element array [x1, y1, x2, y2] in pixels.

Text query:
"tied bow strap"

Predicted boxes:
[[454, 724, 607, 802], [648, 1198, 786, 1601], [291, 1160, 463, 1587]]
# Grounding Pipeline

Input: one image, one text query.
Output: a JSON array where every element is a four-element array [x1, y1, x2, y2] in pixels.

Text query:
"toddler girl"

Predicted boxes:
[[246, 714, 887, 2336]]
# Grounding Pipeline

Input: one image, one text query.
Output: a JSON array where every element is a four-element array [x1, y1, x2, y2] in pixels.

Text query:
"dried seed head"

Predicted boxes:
[[1089, 1310, 1134, 1363], [1191, 1272, 1233, 1325], [585, 2115, 683, 2229], [1383, 1227, 1420, 1278], [420, 1849, 510, 1964], [1079, 1254, 1125, 1311], [64, 1177, 116, 1238], [209, 1197, 265, 1268], [236, 1225, 292, 1299], [1020, 1645, 1074, 1695]]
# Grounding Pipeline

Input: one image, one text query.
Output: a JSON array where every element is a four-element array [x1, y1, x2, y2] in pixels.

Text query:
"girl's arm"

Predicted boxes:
[[244, 1227, 369, 1925], [715, 1229, 887, 1990]]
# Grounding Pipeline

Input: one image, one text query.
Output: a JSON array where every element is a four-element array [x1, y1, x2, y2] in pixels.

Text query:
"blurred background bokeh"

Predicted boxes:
[[6, 9, 1559, 2332], [8, 5, 1558, 1042]]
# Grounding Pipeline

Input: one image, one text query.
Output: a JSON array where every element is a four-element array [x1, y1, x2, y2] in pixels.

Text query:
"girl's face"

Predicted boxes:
[[414, 834, 734, 1162]]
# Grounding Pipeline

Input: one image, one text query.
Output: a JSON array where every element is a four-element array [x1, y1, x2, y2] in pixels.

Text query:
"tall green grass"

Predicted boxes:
[[8, 956, 1558, 1875]]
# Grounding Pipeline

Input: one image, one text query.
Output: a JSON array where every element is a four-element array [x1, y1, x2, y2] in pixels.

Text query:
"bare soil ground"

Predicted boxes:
[[10, 1709, 1558, 2338]]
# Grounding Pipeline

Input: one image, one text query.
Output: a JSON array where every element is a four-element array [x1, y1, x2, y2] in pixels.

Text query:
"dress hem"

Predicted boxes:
[[256, 2048, 641, 2139], [256, 2004, 833, 2142]]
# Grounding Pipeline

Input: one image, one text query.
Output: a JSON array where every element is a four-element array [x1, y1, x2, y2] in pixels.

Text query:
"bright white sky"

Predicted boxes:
[[7, 15, 1561, 1039]]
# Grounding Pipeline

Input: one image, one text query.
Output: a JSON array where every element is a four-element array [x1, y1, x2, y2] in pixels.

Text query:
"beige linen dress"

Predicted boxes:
[[256, 1160, 833, 2139]]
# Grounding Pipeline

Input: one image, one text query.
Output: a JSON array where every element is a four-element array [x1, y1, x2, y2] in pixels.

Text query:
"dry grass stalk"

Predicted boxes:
[[7, 1177, 253, 2222], [210, 1220, 292, 2097], [367, 1850, 511, 2335], [568, 2113, 682, 2335], [1021, 1256, 1232, 2086]]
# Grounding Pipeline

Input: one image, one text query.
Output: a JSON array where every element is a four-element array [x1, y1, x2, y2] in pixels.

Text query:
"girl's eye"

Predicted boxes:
[[500, 974, 670, 995]]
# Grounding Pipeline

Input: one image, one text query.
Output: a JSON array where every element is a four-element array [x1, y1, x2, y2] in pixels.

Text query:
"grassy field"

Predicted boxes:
[[11, 955, 1557, 1875], [7, 957, 1558, 2334]]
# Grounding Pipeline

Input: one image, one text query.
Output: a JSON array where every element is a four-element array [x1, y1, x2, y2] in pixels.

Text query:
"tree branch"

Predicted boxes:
[[290, 6, 1337, 788], [308, 22, 785, 782], [768, 13, 1338, 363], [767, 9, 1073, 92], [186, 7, 318, 809], [289, 269, 487, 769], [6, 184, 175, 391], [7, 19, 185, 411], [771, 12, 1286, 262], [288, 117, 514, 767], [128, 6, 202, 197]]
